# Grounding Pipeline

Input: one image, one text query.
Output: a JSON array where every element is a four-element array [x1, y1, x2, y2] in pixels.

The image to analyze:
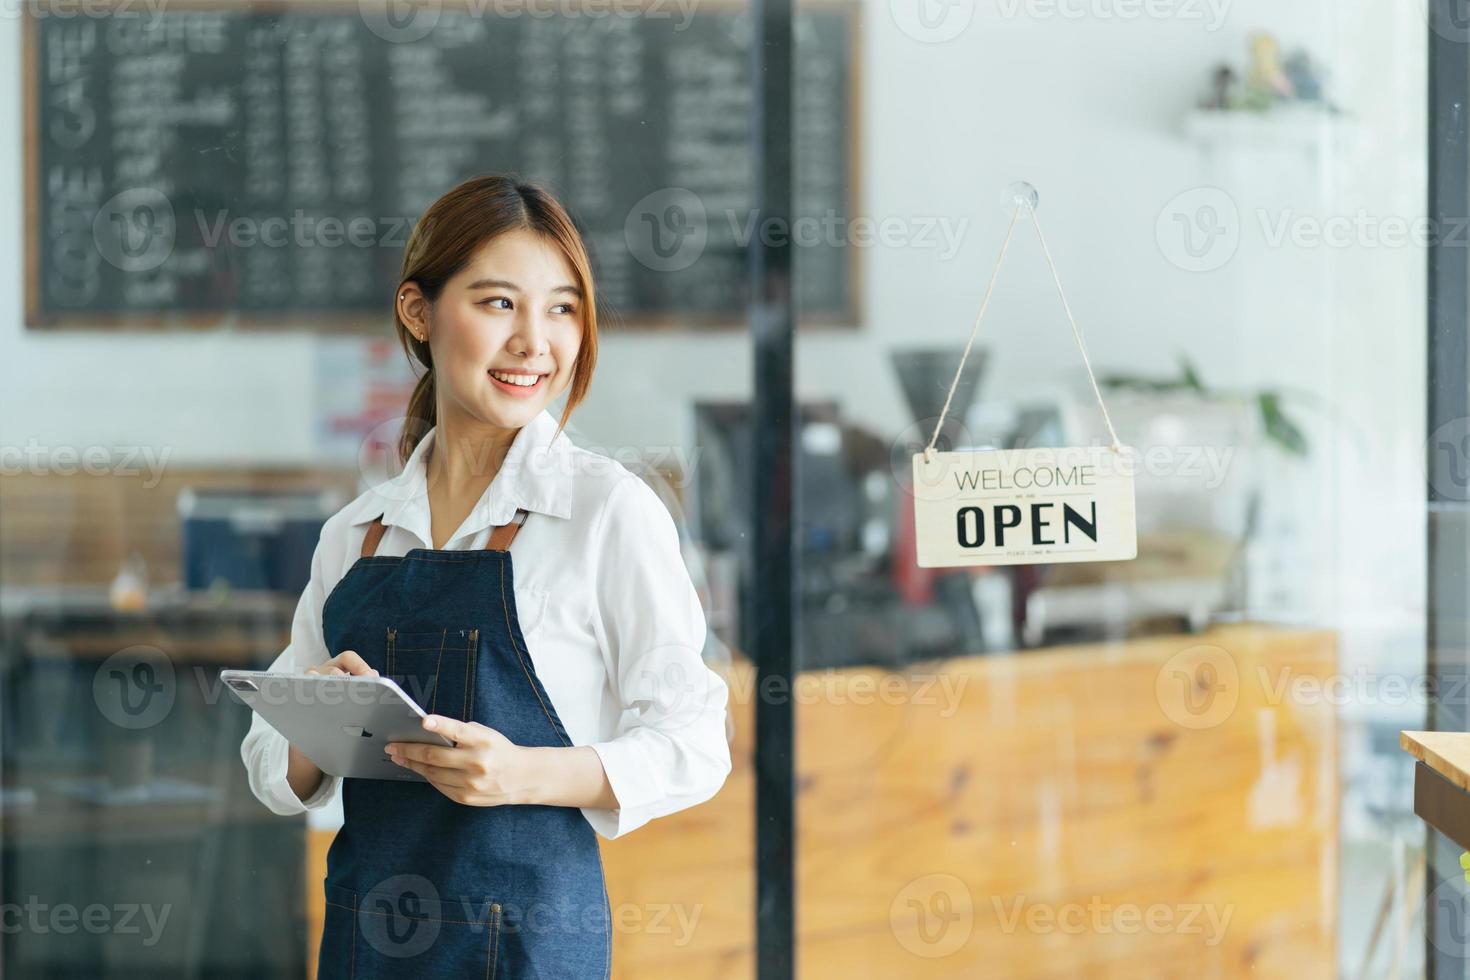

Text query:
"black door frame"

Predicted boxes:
[[750, 0, 796, 978], [1427, 0, 1470, 975]]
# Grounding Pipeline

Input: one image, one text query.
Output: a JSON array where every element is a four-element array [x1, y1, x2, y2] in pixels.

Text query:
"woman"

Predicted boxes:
[[240, 175, 732, 978]]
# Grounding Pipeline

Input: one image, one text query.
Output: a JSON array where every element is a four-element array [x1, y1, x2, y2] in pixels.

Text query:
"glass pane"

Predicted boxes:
[[795, 3, 1428, 977], [3, 4, 757, 977]]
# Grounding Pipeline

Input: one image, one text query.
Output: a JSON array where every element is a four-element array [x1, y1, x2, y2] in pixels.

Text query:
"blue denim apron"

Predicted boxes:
[[314, 508, 612, 980]]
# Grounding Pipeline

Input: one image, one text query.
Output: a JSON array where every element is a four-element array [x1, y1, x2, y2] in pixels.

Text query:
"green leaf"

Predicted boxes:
[[1179, 356, 1207, 393], [1259, 391, 1309, 456]]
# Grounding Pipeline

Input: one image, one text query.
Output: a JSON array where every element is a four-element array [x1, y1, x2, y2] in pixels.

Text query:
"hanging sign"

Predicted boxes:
[[912, 445, 1137, 568], [911, 183, 1139, 568]]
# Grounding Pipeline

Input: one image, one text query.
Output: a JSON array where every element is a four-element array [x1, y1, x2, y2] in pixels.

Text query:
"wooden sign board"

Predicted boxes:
[[911, 446, 1138, 568]]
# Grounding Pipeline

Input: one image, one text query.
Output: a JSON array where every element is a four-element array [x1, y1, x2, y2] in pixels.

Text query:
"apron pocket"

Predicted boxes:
[[322, 881, 501, 980], [385, 627, 478, 720]]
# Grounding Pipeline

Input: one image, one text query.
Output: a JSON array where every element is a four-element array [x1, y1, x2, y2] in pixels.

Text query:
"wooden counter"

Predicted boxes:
[[305, 623, 1338, 978], [1402, 730, 1470, 850]]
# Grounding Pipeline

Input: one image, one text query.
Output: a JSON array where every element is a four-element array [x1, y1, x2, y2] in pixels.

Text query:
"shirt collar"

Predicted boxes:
[[354, 408, 574, 547]]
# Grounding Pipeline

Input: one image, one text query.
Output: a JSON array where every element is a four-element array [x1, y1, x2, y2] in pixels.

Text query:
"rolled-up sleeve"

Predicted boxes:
[[583, 475, 732, 839], [239, 518, 343, 816]]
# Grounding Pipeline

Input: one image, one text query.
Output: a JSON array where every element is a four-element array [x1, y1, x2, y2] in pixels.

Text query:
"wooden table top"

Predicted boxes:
[[1402, 730, 1470, 792]]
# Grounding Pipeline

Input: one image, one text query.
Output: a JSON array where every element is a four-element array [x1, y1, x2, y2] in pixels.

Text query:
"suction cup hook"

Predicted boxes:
[[1002, 180, 1039, 214]]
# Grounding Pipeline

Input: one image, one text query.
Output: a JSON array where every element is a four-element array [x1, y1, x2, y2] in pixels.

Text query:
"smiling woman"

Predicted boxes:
[[237, 175, 732, 980], [391, 177, 599, 464]]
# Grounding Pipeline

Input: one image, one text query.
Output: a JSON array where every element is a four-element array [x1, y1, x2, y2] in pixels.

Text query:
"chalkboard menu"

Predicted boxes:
[[25, 2, 857, 329]]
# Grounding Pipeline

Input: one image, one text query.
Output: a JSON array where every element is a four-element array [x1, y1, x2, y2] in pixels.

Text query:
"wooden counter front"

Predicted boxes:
[[305, 623, 1338, 978], [1402, 730, 1470, 853]]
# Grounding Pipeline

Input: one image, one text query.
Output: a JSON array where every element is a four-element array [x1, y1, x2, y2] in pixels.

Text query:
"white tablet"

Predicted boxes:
[[223, 669, 455, 782]]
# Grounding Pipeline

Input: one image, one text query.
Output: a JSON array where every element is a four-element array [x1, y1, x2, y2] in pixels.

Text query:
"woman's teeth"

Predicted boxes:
[[490, 371, 541, 387]]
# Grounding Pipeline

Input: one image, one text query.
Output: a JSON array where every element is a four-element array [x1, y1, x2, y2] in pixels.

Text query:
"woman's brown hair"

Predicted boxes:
[[393, 174, 599, 465]]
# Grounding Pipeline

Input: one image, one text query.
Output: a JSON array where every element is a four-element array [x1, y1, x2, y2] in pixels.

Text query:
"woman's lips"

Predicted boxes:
[[488, 371, 545, 398]]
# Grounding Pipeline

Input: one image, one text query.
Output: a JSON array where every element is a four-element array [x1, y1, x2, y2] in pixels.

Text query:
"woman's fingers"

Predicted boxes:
[[389, 741, 465, 769], [394, 757, 470, 788], [305, 651, 378, 677], [421, 714, 483, 746], [334, 650, 378, 676]]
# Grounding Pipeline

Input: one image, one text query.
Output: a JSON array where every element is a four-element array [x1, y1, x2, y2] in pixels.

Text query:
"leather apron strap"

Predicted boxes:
[[359, 507, 530, 558]]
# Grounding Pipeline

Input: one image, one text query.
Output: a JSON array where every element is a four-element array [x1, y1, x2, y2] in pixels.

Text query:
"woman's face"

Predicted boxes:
[[409, 228, 584, 433]]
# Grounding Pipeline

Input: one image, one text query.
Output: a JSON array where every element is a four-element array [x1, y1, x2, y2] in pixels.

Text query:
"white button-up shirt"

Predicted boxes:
[[239, 408, 732, 839]]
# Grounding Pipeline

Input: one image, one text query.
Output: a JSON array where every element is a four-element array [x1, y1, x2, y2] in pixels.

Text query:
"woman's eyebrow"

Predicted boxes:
[[466, 277, 582, 299]]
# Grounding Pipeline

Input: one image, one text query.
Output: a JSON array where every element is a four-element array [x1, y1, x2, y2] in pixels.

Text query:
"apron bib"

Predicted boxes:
[[314, 508, 611, 980]]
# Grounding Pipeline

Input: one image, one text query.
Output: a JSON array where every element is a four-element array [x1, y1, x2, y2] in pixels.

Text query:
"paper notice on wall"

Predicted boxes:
[[313, 337, 419, 465], [911, 445, 1138, 568]]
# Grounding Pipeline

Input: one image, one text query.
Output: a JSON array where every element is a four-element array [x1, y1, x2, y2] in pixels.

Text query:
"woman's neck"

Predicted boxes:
[[422, 415, 520, 548], [427, 416, 518, 496]]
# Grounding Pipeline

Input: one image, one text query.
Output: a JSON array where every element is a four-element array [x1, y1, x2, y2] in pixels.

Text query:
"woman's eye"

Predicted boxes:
[[552, 303, 577, 315], [479, 297, 512, 310]]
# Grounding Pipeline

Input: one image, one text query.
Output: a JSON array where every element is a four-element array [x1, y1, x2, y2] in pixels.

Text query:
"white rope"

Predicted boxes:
[[922, 204, 1023, 463], [922, 199, 1124, 462]]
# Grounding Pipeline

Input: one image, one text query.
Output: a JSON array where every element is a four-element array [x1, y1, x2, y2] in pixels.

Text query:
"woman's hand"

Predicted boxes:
[[286, 651, 379, 804], [305, 650, 379, 679], [386, 716, 533, 807]]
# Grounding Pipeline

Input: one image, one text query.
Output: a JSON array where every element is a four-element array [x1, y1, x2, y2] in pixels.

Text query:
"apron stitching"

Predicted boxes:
[[499, 562, 570, 747], [429, 629, 446, 715], [487, 902, 501, 980], [385, 627, 395, 679], [468, 629, 479, 718], [462, 629, 474, 719], [340, 906, 488, 926], [349, 889, 357, 980]]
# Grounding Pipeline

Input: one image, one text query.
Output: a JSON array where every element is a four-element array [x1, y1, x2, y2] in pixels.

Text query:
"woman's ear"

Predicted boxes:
[[399, 285, 429, 342]]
